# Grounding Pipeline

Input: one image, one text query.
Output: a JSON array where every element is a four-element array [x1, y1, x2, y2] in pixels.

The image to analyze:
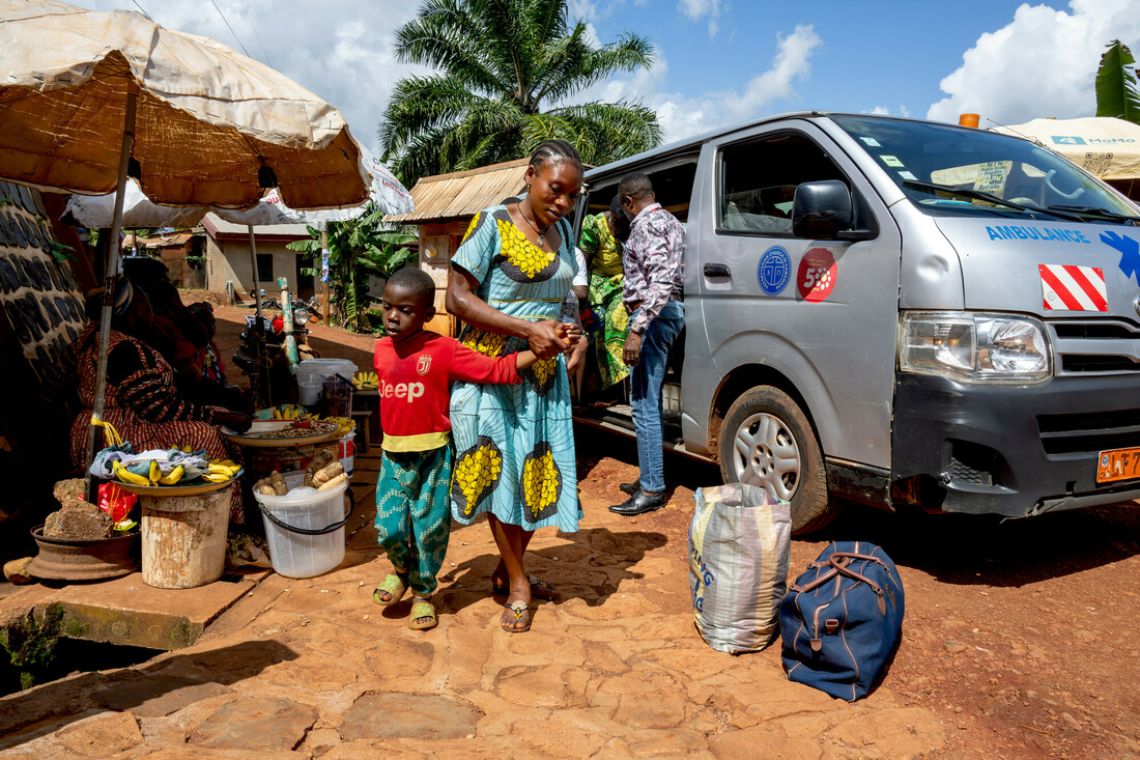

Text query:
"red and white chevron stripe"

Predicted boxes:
[[1039, 264, 1107, 312]]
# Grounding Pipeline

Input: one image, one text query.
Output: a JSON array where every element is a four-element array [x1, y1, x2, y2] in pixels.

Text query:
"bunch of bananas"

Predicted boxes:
[[110, 454, 240, 487], [202, 458, 241, 484], [323, 416, 355, 436], [352, 371, 378, 390], [271, 404, 305, 420]]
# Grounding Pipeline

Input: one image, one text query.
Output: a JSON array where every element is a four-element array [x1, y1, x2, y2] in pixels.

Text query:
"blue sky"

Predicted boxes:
[[71, 0, 1140, 153], [604, 1, 1070, 117]]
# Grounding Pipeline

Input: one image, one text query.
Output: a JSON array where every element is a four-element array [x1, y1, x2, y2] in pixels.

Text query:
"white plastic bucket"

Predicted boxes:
[[295, 359, 357, 408], [338, 430, 356, 476], [296, 373, 324, 406], [254, 471, 350, 578]]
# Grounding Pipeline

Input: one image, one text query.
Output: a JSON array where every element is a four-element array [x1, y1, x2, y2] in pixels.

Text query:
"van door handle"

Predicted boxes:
[[703, 263, 731, 278]]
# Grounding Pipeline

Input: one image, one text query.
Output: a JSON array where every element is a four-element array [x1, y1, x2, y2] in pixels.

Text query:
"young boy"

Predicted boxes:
[[370, 267, 562, 630]]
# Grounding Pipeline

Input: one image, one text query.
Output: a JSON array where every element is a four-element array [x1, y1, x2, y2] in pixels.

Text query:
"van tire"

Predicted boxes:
[[718, 386, 837, 535]]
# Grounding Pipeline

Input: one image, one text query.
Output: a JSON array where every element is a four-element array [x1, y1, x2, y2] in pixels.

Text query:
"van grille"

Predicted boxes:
[[1049, 319, 1140, 376], [1037, 408, 1140, 455]]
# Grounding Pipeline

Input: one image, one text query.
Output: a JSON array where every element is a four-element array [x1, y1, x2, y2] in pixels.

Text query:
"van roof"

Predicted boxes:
[[582, 111, 975, 183]]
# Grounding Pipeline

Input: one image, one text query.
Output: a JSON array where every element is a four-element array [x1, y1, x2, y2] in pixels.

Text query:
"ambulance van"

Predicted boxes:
[[575, 113, 1140, 532]]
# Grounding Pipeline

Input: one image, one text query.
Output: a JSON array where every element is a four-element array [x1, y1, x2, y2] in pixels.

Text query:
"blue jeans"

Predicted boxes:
[[630, 300, 685, 493]]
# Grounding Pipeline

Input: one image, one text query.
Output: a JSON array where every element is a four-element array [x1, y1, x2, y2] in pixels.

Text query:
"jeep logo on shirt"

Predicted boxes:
[[380, 381, 425, 402]]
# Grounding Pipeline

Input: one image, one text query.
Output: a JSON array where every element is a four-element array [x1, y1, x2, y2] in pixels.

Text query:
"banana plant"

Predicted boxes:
[[1096, 40, 1140, 124], [287, 204, 418, 331]]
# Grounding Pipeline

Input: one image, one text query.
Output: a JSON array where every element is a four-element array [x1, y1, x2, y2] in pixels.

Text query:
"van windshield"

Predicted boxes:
[[832, 114, 1139, 225]]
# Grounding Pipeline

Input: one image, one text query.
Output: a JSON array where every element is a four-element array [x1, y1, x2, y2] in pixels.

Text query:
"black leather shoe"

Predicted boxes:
[[619, 481, 639, 495], [608, 490, 667, 516]]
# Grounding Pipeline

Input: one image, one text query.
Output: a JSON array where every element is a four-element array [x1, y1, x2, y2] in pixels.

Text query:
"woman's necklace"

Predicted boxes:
[[517, 204, 550, 249]]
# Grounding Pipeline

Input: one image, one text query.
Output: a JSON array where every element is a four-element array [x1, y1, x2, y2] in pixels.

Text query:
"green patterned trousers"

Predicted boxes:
[[374, 445, 452, 596]]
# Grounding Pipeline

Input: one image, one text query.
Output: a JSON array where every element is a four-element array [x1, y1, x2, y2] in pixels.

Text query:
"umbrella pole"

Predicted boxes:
[[85, 88, 138, 492], [247, 224, 269, 407]]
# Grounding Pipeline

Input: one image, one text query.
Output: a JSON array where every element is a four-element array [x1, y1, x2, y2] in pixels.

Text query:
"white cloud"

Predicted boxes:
[[864, 105, 912, 117], [69, 0, 427, 153], [927, 0, 1140, 126], [586, 24, 821, 142], [679, 0, 722, 37]]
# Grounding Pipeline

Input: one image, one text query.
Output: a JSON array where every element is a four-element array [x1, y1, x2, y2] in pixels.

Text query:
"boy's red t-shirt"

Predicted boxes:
[[373, 330, 521, 452]]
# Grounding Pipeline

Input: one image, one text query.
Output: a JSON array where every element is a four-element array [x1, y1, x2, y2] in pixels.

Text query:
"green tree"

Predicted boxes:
[[287, 205, 417, 331], [381, 0, 661, 183], [1095, 39, 1140, 124]]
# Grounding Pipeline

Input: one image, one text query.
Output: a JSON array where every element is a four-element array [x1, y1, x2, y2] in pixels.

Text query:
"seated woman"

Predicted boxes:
[[185, 301, 250, 412], [122, 257, 214, 401], [577, 195, 632, 390], [70, 281, 251, 521]]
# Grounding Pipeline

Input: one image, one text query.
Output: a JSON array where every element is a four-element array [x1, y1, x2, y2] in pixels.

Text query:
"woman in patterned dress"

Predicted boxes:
[[447, 140, 587, 633], [70, 282, 251, 520], [577, 195, 632, 389]]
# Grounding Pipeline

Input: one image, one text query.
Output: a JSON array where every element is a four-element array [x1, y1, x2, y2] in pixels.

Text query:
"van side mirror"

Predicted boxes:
[[792, 180, 873, 240], [792, 180, 851, 238]]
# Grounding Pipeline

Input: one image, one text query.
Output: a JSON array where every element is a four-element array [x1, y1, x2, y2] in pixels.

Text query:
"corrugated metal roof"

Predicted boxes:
[[386, 158, 529, 223]]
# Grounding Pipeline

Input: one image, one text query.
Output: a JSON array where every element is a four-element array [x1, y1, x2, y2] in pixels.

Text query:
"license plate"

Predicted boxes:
[[1097, 447, 1140, 484]]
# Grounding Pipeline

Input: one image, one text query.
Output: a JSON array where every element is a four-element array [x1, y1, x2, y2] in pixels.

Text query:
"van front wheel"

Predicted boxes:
[[718, 386, 836, 534]]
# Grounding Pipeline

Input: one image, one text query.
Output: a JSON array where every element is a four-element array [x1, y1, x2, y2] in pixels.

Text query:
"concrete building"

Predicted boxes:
[[201, 214, 314, 302]]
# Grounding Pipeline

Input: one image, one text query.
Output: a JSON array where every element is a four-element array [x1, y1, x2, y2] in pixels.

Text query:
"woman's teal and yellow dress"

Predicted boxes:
[[449, 206, 581, 533]]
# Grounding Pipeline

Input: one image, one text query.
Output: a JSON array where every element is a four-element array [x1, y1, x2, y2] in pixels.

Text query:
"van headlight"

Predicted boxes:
[[899, 311, 1051, 383]]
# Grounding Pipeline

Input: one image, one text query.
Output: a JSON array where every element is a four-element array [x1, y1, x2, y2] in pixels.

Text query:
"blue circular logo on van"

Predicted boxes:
[[757, 246, 791, 295]]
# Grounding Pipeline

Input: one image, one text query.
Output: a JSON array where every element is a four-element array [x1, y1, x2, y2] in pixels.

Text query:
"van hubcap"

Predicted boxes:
[[732, 413, 800, 501]]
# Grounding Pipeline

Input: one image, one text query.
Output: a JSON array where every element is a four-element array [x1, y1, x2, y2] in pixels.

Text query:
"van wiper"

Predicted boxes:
[[1042, 204, 1140, 225], [901, 180, 1085, 222]]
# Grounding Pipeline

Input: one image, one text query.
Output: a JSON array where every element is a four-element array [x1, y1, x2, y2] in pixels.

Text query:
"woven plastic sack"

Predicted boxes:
[[689, 483, 792, 654]]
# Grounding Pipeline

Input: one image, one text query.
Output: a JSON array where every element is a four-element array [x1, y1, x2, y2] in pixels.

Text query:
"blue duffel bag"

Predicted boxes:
[[779, 541, 904, 701]]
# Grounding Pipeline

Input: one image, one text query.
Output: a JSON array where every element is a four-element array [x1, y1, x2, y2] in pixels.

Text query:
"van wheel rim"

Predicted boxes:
[[732, 413, 800, 501]]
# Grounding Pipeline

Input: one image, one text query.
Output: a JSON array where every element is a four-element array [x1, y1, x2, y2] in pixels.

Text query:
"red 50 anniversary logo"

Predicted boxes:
[[797, 248, 837, 302]]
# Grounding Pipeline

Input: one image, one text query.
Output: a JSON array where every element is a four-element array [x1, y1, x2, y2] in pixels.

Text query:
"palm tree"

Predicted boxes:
[[381, 0, 661, 183]]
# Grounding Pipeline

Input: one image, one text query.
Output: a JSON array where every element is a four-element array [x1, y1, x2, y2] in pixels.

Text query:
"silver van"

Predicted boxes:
[[575, 113, 1140, 532]]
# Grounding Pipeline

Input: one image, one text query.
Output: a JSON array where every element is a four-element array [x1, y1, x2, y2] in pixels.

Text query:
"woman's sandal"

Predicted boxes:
[[408, 598, 437, 631], [500, 600, 532, 633], [372, 573, 408, 607], [491, 574, 558, 602]]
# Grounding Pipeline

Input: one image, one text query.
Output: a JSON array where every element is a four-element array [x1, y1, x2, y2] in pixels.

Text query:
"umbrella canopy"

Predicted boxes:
[[64, 150, 414, 228], [0, 0, 369, 208], [991, 117, 1140, 182]]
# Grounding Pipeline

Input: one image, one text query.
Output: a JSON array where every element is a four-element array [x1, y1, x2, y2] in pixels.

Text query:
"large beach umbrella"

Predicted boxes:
[[0, 0, 370, 468]]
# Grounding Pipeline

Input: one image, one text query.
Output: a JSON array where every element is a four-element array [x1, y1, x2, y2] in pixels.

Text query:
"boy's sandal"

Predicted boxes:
[[408, 599, 437, 631], [491, 574, 558, 601], [372, 573, 407, 607], [500, 600, 532, 633]]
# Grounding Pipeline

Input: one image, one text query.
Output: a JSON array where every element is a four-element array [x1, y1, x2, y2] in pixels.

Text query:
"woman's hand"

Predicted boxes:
[[527, 320, 566, 358], [213, 409, 252, 433], [566, 334, 588, 373]]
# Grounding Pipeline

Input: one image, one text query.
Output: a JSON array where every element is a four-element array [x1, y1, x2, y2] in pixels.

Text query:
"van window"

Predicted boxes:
[[718, 132, 848, 235]]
